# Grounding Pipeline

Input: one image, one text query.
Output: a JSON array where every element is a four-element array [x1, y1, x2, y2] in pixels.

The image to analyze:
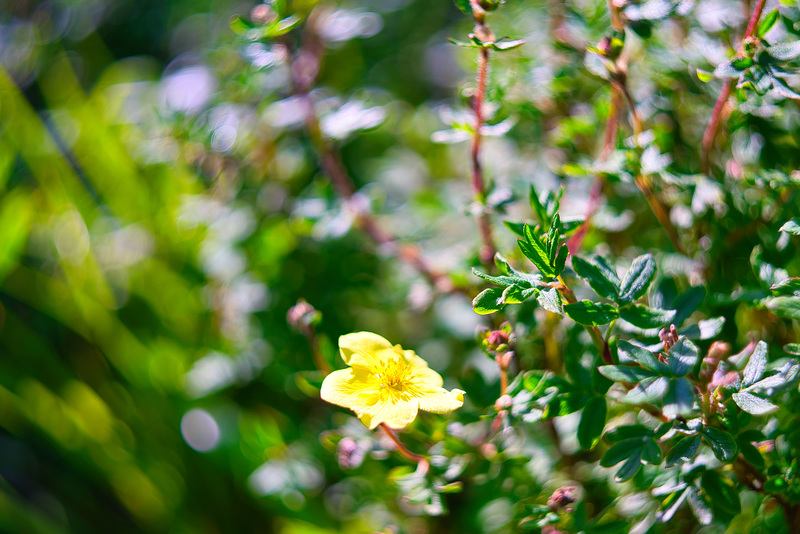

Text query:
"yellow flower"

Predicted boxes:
[[320, 332, 465, 429]]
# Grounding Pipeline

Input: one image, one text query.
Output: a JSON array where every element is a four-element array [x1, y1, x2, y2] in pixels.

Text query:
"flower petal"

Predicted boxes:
[[339, 332, 394, 368], [410, 364, 444, 389], [357, 397, 419, 430], [320, 368, 376, 409], [417, 388, 465, 414]]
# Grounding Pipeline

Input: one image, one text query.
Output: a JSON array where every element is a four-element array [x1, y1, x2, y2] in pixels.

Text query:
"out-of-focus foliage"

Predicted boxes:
[[1, 0, 800, 532]]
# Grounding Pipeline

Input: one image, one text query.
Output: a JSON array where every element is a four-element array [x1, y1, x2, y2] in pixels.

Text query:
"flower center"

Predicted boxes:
[[375, 358, 410, 390]]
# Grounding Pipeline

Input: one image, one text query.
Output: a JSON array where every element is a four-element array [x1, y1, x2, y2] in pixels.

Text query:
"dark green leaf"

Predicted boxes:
[[670, 286, 706, 327], [598, 365, 655, 382], [780, 218, 800, 235], [622, 376, 669, 404], [619, 304, 676, 329], [546, 213, 561, 264], [702, 427, 738, 462], [600, 439, 641, 467], [667, 337, 699, 377], [784, 343, 800, 355], [563, 300, 618, 326], [665, 434, 701, 467], [732, 391, 778, 415], [537, 287, 562, 314], [678, 317, 725, 340], [605, 424, 652, 442], [578, 397, 606, 450], [743, 340, 768, 387], [473, 288, 505, 315], [618, 340, 669, 374], [529, 185, 548, 225], [615, 451, 643, 482], [453, 0, 473, 14], [701, 470, 741, 514], [572, 255, 620, 301], [758, 9, 780, 38], [642, 438, 662, 464], [732, 57, 754, 70], [663, 377, 695, 420], [503, 220, 526, 237], [738, 440, 765, 470], [619, 254, 656, 304], [553, 245, 569, 277], [767, 41, 800, 61]]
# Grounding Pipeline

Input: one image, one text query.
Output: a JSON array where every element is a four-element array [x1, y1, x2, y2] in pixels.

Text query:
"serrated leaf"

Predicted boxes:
[[572, 255, 621, 301], [598, 365, 656, 382], [472, 288, 505, 315], [620, 304, 677, 329], [767, 41, 800, 61], [615, 451, 643, 482], [563, 300, 618, 326], [732, 391, 778, 415], [743, 340, 767, 387], [665, 434, 701, 467], [578, 397, 606, 451], [702, 427, 738, 462], [667, 337, 699, 377], [701, 471, 741, 514], [619, 254, 657, 304], [623, 376, 669, 404], [618, 340, 669, 374], [663, 378, 695, 420], [537, 287, 562, 314], [780, 218, 800, 235], [758, 9, 780, 38]]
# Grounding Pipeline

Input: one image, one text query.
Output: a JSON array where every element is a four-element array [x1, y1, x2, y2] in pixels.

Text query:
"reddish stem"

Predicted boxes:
[[379, 423, 426, 463], [471, 46, 497, 265]]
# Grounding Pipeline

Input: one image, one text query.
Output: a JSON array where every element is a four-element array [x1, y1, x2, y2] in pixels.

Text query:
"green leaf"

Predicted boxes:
[[453, 0, 473, 14], [502, 220, 526, 237], [758, 9, 780, 38], [622, 376, 669, 404], [663, 378, 695, 420], [743, 340, 767, 387], [678, 317, 725, 340], [578, 397, 607, 450], [600, 439, 641, 467], [563, 300, 618, 326], [618, 340, 668, 374], [767, 41, 800, 61], [490, 38, 526, 51], [732, 57, 755, 70], [784, 343, 800, 355], [667, 337, 699, 377], [546, 213, 561, 264], [738, 439, 765, 470], [713, 60, 742, 78], [701, 470, 741, 514], [767, 296, 800, 319], [615, 451, 643, 482], [553, 245, 569, 277], [619, 254, 656, 304], [571, 255, 620, 301], [665, 434, 701, 468], [696, 69, 713, 82], [473, 288, 505, 315], [502, 284, 537, 304], [702, 427, 738, 462], [518, 224, 554, 277], [770, 277, 800, 296], [598, 365, 655, 383], [529, 185, 548, 224], [642, 438, 662, 465], [670, 285, 706, 327], [732, 391, 778, 415], [471, 268, 533, 289], [537, 287, 562, 314], [605, 424, 652, 442], [780, 218, 800, 235], [0, 192, 34, 284], [619, 304, 676, 329]]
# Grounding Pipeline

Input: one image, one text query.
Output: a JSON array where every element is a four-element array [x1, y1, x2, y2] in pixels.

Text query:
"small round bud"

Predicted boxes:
[[494, 394, 512, 411], [251, 3, 277, 25], [287, 299, 320, 335]]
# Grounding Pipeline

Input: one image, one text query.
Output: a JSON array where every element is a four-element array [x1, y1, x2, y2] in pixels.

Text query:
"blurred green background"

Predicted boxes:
[[2, 0, 799, 532]]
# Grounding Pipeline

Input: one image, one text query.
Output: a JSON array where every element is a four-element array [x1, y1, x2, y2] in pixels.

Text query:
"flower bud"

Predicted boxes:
[[251, 3, 277, 25], [547, 485, 577, 512], [287, 299, 320, 335]]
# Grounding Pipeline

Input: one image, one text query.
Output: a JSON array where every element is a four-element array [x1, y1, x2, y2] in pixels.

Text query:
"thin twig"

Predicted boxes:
[[469, 0, 497, 266], [287, 18, 454, 293], [701, 0, 766, 173], [556, 276, 612, 364]]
